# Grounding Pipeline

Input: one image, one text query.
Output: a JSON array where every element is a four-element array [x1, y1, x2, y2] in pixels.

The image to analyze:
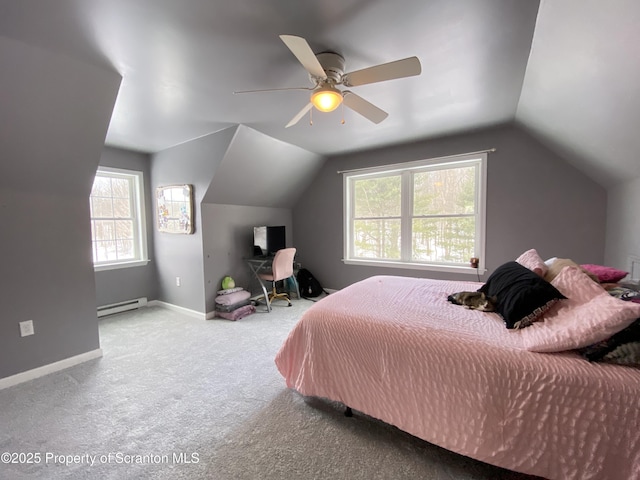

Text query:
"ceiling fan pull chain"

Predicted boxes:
[[309, 107, 313, 126], [341, 102, 345, 124]]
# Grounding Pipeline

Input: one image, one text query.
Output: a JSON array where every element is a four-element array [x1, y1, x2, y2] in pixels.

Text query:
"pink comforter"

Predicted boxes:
[[275, 276, 640, 480]]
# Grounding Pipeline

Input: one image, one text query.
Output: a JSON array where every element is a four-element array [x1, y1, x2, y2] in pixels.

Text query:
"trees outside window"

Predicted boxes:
[[90, 167, 148, 270], [344, 153, 486, 272]]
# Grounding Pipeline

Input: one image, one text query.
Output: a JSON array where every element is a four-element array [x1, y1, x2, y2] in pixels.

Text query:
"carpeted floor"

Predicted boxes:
[[0, 299, 537, 480]]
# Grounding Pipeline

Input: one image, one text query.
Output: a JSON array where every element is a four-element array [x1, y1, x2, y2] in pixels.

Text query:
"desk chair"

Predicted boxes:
[[258, 248, 297, 307]]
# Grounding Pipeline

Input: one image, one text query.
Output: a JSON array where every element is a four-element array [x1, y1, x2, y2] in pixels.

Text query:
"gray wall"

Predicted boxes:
[[202, 204, 293, 312], [0, 37, 121, 379], [151, 127, 238, 313], [605, 175, 640, 274], [150, 124, 324, 314], [199, 125, 324, 311], [95, 146, 158, 306], [293, 123, 607, 290]]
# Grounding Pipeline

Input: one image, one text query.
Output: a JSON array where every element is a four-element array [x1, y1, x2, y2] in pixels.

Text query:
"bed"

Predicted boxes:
[[275, 261, 640, 480]]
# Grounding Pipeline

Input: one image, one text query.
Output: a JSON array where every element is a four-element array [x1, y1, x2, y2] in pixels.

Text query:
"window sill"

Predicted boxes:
[[342, 258, 486, 275], [94, 259, 150, 272]]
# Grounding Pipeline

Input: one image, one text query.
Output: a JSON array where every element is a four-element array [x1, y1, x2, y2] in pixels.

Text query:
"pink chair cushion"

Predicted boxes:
[[259, 248, 296, 282]]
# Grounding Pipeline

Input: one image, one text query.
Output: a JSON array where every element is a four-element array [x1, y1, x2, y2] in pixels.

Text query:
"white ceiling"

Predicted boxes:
[[1, 0, 639, 187], [517, 0, 640, 188]]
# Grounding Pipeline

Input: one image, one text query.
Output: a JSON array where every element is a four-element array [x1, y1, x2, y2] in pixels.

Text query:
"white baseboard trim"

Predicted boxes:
[[0, 348, 103, 390], [148, 300, 206, 320]]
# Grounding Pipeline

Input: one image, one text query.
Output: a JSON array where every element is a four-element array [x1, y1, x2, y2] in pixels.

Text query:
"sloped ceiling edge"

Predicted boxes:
[[204, 125, 326, 208]]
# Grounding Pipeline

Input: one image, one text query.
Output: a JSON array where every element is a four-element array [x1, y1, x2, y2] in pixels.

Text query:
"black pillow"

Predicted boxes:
[[478, 261, 566, 329]]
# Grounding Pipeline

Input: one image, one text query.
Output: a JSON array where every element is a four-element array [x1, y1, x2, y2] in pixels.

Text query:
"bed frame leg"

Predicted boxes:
[[344, 406, 353, 417]]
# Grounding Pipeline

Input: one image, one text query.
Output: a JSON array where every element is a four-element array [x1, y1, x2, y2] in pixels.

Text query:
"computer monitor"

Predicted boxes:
[[253, 225, 286, 256]]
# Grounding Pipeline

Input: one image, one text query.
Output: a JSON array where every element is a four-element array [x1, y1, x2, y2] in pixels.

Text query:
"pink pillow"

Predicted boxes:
[[519, 266, 640, 353], [515, 249, 548, 277], [580, 264, 628, 283]]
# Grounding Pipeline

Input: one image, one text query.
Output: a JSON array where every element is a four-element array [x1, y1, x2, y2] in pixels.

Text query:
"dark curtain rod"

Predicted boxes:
[[336, 148, 497, 175]]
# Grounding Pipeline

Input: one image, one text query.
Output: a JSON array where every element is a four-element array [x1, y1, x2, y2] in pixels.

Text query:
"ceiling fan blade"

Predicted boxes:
[[285, 102, 313, 128], [343, 56, 421, 87], [280, 35, 327, 80], [233, 86, 312, 94], [342, 91, 388, 124]]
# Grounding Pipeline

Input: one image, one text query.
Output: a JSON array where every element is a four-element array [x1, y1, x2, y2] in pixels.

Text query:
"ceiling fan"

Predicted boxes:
[[235, 35, 422, 128]]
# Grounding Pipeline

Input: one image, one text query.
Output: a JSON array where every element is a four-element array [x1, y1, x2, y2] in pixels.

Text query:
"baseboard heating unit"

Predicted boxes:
[[97, 297, 148, 317]]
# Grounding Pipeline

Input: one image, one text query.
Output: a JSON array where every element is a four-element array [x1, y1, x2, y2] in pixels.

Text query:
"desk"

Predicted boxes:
[[245, 256, 300, 312]]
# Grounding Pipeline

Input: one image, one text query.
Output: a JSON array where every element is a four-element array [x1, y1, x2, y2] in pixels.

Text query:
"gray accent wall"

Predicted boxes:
[[0, 37, 121, 379], [199, 125, 324, 313], [150, 124, 324, 314], [202, 204, 292, 313], [605, 176, 640, 274], [293, 123, 607, 290], [95, 147, 158, 307], [151, 127, 239, 314]]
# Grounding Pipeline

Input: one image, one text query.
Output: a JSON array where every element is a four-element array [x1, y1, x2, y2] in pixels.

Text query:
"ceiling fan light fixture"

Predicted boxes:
[[311, 86, 343, 112]]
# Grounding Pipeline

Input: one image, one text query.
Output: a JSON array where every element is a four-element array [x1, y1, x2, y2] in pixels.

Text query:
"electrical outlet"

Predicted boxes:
[[19, 320, 34, 337], [176, 276, 181, 287], [629, 255, 640, 282]]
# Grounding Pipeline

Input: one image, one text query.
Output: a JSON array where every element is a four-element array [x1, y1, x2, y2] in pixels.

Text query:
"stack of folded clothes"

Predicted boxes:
[[214, 287, 255, 320]]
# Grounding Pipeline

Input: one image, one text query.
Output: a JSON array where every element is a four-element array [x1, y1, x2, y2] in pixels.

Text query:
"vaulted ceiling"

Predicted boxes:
[[1, 0, 638, 188]]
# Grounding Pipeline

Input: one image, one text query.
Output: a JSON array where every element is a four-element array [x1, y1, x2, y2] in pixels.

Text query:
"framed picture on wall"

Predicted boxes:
[[156, 184, 194, 234]]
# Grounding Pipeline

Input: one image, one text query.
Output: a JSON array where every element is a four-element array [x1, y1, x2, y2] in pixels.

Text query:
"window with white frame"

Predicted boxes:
[[90, 167, 148, 270], [343, 153, 486, 273]]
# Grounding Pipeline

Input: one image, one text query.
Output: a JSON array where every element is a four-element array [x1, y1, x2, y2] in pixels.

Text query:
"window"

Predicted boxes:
[[90, 167, 148, 270], [343, 153, 486, 273]]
